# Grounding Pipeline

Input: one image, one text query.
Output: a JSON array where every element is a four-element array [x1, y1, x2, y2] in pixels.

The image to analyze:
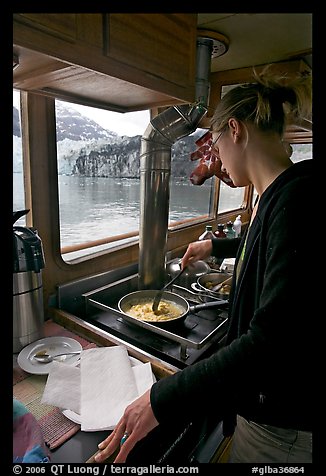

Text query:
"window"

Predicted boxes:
[[55, 100, 148, 260], [13, 89, 26, 226], [215, 84, 249, 214], [218, 184, 245, 214], [13, 92, 217, 261], [169, 129, 216, 226], [55, 101, 216, 261], [291, 143, 312, 163]]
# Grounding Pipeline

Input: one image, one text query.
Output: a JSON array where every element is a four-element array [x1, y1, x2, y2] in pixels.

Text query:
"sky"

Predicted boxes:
[[13, 90, 150, 137], [63, 102, 150, 137]]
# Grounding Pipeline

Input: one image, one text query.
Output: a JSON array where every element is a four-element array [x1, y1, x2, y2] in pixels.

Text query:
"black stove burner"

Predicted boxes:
[[83, 275, 229, 368], [85, 302, 228, 368]]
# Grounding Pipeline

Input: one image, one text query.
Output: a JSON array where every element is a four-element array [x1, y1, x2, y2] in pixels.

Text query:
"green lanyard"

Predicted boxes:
[[236, 196, 259, 281], [236, 231, 248, 282]]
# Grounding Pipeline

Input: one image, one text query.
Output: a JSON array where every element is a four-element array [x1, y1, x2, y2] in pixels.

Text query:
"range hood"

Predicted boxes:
[[138, 32, 228, 289]]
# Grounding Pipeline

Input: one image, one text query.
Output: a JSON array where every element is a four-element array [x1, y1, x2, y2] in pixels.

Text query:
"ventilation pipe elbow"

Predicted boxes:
[[138, 34, 219, 290]]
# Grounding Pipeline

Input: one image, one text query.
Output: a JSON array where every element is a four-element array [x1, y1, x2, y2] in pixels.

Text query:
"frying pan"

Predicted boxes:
[[118, 290, 228, 326]]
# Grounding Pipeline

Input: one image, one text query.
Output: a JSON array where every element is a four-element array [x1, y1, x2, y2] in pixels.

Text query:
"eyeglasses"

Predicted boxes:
[[210, 129, 225, 154]]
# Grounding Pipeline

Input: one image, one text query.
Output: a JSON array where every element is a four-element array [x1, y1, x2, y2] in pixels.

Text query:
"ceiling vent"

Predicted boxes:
[[197, 29, 229, 58]]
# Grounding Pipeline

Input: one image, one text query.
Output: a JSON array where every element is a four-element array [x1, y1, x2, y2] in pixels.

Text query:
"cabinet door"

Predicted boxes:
[[106, 14, 197, 90], [14, 14, 103, 50], [14, 14, 78, 41]]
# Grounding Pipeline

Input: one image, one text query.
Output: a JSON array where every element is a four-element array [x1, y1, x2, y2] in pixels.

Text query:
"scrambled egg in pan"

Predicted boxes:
[[126, 299, 184, 322]]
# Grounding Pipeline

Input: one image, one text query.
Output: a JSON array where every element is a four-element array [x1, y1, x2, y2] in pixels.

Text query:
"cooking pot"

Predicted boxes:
[[166, 258, 213, 288], [118, 290, 228, 327], [191, 272, 233, 301]]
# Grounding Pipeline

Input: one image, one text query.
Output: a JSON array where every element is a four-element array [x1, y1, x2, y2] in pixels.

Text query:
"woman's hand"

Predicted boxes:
[[181, 240, 213, 269], [94, 389, 159, 463]]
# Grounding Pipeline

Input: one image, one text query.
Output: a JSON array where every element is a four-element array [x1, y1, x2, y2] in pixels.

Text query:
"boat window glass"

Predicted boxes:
[[13, 89, 26, 225], [169, 128, 216, 226], [215, 84, 250, 214], [55, 100, 148, 260], [218, 185, 245, 214], [291, 143, 313, 163]]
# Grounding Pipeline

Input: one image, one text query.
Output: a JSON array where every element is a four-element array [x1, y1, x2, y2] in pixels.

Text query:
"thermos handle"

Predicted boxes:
[[13, 209, 30, 225]]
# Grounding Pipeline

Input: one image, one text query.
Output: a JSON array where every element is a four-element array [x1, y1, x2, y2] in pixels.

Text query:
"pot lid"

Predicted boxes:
[[167, 258, 210, 278]]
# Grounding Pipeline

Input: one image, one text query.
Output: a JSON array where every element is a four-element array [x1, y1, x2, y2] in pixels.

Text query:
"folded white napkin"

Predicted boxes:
[[41, 346, 155, 432], [41, 361, 81, 413]]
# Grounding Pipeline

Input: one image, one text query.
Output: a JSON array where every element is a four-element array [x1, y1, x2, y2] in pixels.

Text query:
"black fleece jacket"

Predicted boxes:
[[151, 160, 318, 432]]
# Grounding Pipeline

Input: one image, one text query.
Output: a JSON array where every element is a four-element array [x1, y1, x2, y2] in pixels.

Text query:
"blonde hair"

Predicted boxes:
[[211, 66, 312, 136]]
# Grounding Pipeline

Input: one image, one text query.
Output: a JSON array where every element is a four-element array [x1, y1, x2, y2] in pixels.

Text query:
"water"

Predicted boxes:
[[13, 173, 215, 251], [13, 144, 313, 258]]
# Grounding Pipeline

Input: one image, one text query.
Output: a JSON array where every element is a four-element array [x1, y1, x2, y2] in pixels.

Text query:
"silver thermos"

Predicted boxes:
[[13, 210, 45, 353]]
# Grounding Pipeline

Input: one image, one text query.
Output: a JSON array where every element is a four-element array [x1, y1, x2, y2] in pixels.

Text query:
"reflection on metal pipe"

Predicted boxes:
[[196, 36, 214, 108], [138, 36, 214, 290], [138, 103, 207, 290]]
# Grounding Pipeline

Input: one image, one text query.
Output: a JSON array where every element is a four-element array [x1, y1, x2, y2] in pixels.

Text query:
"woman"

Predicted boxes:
[[95, 68, 315, 463]]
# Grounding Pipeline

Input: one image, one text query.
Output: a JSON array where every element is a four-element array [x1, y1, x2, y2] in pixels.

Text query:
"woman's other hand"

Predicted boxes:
[[94, 389, 159, 464], [181, 240, 213, 269]]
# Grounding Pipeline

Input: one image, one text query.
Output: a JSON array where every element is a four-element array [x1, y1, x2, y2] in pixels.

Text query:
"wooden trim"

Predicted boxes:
[[61, 230, 139, 254]]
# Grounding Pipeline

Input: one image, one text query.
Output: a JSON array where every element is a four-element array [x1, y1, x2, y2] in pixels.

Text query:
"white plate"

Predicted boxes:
[[62, 408, 81, 425], [62, 356, 155, 425], [17, 336, 82, 375]]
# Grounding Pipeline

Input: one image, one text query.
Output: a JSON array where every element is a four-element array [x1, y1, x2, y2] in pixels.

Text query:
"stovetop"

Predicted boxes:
[[82, 274, 229, 369]]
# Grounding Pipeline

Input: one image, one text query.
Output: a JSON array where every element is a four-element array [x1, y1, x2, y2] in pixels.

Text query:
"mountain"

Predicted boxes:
[[13, 103, 202, 178], [55, 103, 119, 142], [12, 102, 119, 142]]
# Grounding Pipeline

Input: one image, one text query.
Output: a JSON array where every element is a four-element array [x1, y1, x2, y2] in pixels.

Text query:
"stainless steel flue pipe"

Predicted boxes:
[[138, 36, 214, 290]]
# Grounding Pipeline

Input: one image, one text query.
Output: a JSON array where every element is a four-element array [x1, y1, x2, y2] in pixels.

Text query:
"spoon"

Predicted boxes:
[[210, 276, 233, 293], [33, 351, 81, 363], [152, 266, 187, 313]]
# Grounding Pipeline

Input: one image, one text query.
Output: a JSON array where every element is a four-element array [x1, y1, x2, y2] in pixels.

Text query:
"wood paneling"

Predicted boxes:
[[106, 14, 196, 88]]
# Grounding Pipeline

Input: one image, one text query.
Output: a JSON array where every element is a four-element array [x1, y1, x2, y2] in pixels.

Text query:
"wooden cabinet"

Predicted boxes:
[[13, 13, 197, 111], [105, 14, 196, 92]]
